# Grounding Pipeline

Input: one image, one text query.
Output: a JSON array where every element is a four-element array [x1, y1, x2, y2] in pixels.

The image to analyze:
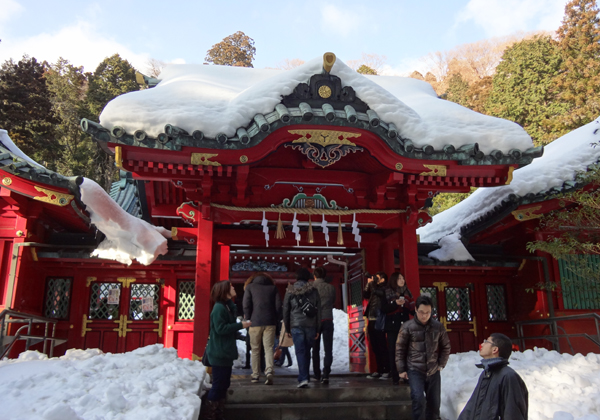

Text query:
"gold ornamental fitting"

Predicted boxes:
[[323, 52, 336, 73]]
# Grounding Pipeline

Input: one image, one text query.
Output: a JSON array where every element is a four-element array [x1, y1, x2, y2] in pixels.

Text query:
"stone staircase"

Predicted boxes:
[[221, 373, 412, 420]]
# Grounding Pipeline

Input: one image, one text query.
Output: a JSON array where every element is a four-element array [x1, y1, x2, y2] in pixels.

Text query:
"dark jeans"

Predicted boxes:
[[408, 369, 441, 420], [312, 319, 334, 378], [291, 326, 316, 383], [278, 347, 292, 366], [207, 365, 232, 401], [368, 322, 389, 374], [386, 328, 400, 382]]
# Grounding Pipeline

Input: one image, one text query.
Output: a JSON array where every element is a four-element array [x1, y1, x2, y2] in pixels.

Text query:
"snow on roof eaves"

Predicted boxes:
[[83, 56, 540, 166], [418, 118, 600, 243]]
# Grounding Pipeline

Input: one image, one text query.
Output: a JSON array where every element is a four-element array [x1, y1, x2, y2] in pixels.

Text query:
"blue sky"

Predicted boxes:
[[0, 0, 569, 75]]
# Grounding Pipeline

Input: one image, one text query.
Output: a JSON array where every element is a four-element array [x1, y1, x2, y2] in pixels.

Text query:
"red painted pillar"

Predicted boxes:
[[398, 218, 420, 296], [192, 216, 214, 360], [219, 244, 230, 281], [381, 234, 396, 277]]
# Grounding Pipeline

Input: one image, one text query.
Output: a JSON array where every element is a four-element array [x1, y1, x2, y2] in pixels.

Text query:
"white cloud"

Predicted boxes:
[[319, 4, 364, 37], [0, 0, 24, 24], [0, 20, 150, 72], [454, 0, 567, 37]]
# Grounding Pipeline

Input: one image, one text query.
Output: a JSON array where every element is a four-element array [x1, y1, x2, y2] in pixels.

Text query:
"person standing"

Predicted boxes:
[[377, 272, 414, 385], [363, 271, 389, 379], [283, 267, 321, 388], [243, 272, 281, 385], [311, 266, 336, 384], [204, 281, 251, 420], [458, 333, 528, 420], [396, 295, 451, 420]]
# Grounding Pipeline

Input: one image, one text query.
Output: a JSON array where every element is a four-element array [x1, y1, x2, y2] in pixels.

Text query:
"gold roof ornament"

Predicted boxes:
[[323, 52, 336, 74]]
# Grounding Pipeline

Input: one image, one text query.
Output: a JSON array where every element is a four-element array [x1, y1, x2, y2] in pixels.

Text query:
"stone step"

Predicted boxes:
[[224, 400, 412, 420]]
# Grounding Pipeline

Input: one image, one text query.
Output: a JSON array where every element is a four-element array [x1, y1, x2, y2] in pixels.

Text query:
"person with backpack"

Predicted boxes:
[[283, 267, 321, 388], [311, 266, 336, 384]]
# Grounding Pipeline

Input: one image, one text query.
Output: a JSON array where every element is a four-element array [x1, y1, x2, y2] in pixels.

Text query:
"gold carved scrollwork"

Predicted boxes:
[[432, 282, 448, 292], [86, 277, 97, 287], [2, 177, 12, 186], [33, 186, 74, 206], [511, 206, 543, 221], [420, 165, 447, 177], [117, 277, 136, 288], [289, 129, 360, 146], [191, 153, 221, 166]]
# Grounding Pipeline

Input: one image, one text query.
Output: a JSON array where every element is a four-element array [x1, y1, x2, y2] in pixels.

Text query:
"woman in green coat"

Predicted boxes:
[[204, 281, 251, 419]]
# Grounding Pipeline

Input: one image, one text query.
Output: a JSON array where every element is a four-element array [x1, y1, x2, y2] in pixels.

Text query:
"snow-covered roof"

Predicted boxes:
[[98, 56, 534, 155], [418, 118, 600, 243]]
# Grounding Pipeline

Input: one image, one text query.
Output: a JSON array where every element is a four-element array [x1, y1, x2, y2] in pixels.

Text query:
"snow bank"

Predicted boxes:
[[442, 348, 600, 420], [427, 232, 474, 262], [99, 57, 532, 154], [419, 118, 600, 243], [0, 345, 206, 420], [80, 178, 170, 265]]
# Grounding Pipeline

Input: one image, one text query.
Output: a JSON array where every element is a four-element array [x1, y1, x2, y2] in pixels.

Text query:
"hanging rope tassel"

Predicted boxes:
[[337, 215, 344, 245], [276, 213, 285, 239], [308, 215, 314, 244]]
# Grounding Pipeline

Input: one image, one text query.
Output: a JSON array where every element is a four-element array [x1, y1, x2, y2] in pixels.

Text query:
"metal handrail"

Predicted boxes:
[[1, 309, 61, 359], [515, 313, 600, 353]]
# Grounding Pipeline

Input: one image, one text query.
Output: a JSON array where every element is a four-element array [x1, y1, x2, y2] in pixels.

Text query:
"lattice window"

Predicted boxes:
[[486, 285, 508, 321], [446, 287, 472, 321], [44, 278, 72, 319], [178, 281, 195, 321], [89, 283, 121, 320], [130, 283, 160, 320], [349, 280, 363, 307], [420, 287, 439, 319]]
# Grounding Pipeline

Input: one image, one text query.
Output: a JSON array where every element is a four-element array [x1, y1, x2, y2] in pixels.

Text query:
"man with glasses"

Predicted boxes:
[[458, 333, 528, 420], [396, 295, 451, 420]]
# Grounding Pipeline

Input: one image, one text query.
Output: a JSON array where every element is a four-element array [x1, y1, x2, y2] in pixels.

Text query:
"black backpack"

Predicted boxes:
[[295, 293, 318, 318]]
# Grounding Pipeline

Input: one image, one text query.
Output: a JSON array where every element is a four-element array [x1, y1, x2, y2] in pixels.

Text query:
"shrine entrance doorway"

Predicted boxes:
[[82, 278, 163, 353]]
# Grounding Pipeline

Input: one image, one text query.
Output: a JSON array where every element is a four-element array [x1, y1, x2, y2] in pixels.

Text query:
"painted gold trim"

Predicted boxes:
[[191, 153, 221, 166], [469, 316, 477, 337], [171, 227, 178, 241], [86, 277, 97, 287], [117, 277, 136, 288], [81, 314, 92, 337], [433, 281, 448, 292], [512, 205, 543, 221], [2, 177, 12, 186], [115, 146, 123, 169], [33, 186, 74, 207], [30, 247, 38, 261], [153, 315, 164, 338], [420, 164, 447, 177], [505, 166, 515, 185], [289, 129, 360, 147]]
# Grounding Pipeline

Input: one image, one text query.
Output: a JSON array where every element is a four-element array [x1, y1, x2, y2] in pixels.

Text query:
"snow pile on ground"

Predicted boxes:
[[234, 308, 349, 373], [419, 117, 600, 243], [427, 232, 474, 262], [80, 178, 170, 265], [99, 57, 532, 154], [442, 348, 600, 420], [0, 345, 206, 420]]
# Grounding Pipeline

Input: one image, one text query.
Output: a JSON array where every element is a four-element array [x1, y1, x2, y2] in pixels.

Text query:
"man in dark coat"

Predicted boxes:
[[458, 333, 528, 420], [243, 273, 282, 385], [396, 294, 451, 420], [311, 266, 336, 383], [283, 267, 321, 388]]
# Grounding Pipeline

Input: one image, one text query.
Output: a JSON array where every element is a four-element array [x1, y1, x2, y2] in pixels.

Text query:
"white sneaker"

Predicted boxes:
[[297, 380, 309, 388], [380, 373, 390, 379], [366, 372, 381, 379]]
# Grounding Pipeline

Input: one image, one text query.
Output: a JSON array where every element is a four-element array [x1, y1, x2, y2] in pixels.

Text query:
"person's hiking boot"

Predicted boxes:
[[321, 376, 329, 384], [297, 380, 309, 388], [251, 376, 259, 383], [380, 373, 391, 380], [265, 373, 274, 385], [366, 372, 381, 379]]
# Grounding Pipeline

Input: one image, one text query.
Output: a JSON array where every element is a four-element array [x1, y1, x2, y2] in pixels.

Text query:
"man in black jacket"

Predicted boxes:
[[243, 273, 282, 385], [283, 267, 321, 388], [396, 295, 451, 420], [458, 333, 528, 420], [311, 266, 336, 384]]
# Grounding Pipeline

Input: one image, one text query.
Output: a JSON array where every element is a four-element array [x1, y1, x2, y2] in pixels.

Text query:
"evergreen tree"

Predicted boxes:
[[46, 58, 96, 179], [429, 188, 477, 217], [445, 73, 470, 107], [0, 56, 60, 166], [85, 54, 140, 190], [486, 36, 565, 146], [554, 0, 600, 133], [356, 64, 377, 75], [205, 31, 256, 68]]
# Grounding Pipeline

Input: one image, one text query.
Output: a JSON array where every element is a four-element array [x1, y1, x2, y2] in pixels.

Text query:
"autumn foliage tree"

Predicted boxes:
[[205, 31, 256, 68]]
